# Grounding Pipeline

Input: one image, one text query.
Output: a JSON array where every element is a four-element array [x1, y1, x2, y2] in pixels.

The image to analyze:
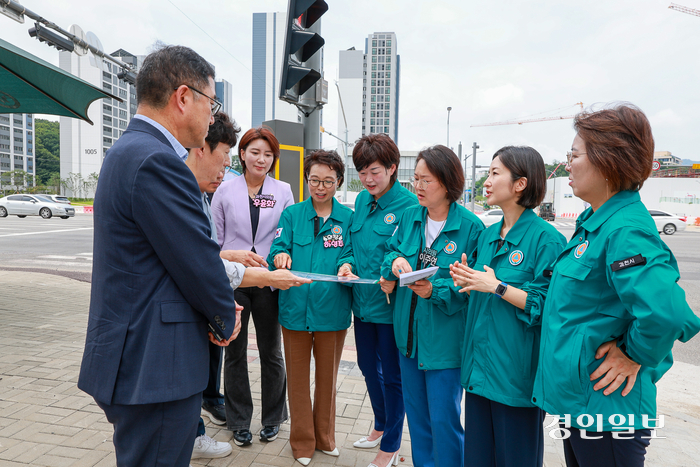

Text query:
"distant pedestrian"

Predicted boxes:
[[451, 146, 566, 467], [268, 150, 353, 466], [532, 103, 700, 467], [382, 145, 484, 467]]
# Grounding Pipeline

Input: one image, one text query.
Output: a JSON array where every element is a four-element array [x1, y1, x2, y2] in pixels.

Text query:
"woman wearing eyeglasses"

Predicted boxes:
[[450, 146, 566, 467], [531, 103, 700, 467], [336, 134, 417, 467], [268, 149, 354, 466], [381, 145, 484, 467], [211, 127, 294, 447]]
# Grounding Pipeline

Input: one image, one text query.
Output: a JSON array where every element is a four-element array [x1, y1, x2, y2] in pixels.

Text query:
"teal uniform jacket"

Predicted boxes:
[[337, 182, 418, 324], [532, 190, 700, 430], [461, 209, 566, 408], [381, 202, 484, 370], [268, 197, 354, 332]]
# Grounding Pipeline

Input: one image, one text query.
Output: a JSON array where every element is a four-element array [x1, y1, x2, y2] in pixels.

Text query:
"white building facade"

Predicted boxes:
[[58, 47, 139, 197], [0, 112, 35, 189], [337, 32, 401, 183]]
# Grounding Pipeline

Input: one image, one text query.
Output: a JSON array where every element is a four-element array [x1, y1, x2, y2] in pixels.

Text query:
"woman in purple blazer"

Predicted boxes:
[[211, 127, 295, 446]]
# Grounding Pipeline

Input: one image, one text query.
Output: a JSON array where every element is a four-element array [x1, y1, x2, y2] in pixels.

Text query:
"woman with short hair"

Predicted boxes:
[[268, 149, 354, 466], [382, 145, 484, 467], [532, 103, 700, 467], [451, 146, 566, 467], [337, 134, 417, 467]]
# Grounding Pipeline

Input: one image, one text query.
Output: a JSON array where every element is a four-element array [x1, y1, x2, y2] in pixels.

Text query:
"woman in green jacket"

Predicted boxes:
[[381, 145, 484, 467], [532, 103, 700, 467], [267, 150, 353, 466], [450, 146, 566, 467], [337, 134, 417, 467]]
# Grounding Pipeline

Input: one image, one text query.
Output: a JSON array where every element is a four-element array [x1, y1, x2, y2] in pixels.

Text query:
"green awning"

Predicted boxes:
[[0, 37, 122, 125]]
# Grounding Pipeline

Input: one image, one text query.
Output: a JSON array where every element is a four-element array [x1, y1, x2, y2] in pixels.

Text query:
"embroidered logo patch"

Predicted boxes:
[[509, 250, 524, 266], [384, 213, 396, 224], [574, 240, 589, 259], [275, 228, 283, 239], [331, 225, 342, 235], [444, 241, 457, 254]]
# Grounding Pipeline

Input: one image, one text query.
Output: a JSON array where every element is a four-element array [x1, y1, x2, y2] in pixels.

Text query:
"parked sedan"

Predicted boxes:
[[0, 194, 75, 219], [648, 209, 687, 235], [477, 208, 504, 227]]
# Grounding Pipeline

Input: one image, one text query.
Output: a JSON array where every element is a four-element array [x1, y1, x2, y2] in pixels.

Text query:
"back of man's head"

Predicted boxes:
[[136, 45, 215, 109]]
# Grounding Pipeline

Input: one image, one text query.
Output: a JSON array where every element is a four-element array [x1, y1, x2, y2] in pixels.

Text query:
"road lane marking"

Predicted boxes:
[[10, 259, 92, 268], [0, 227, 93, 238], [37, 255, 92, 260]]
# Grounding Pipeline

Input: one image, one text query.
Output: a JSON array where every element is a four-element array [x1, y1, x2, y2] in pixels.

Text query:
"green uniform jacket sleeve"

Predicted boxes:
[[518, 236, 566, 327], [336, 229, 355, 272], [267, 208, 293, 270], [606, 227, 700, 368], [381, 214, 405, 281], [429, 220, 481, 316]]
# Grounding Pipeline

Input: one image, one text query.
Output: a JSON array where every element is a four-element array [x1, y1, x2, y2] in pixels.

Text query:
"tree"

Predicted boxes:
[[347, 178, 364, 192], [34, 119, 60, 185], [545, 161, 568, 178]]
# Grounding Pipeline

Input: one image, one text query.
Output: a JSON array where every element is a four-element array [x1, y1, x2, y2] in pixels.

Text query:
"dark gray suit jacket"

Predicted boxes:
[[78, 117, 237, 405]]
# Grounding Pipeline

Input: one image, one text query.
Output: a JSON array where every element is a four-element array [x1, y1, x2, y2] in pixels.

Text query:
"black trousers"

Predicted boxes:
[[224, 285, 288, 430], [563, 427, 651, 467], [96, 392, 201, 467]]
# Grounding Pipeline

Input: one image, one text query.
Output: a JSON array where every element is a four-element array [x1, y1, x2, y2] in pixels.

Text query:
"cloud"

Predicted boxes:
[[649, 109, 683, 127], [474, 84, 525, 110]]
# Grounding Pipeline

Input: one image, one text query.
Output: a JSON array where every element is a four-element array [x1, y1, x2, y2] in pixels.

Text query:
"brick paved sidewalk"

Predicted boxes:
[[1, 270, 699, 467]]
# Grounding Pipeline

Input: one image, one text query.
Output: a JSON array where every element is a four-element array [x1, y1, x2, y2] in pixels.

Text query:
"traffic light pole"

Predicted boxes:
[[302, 19, 322, 158]]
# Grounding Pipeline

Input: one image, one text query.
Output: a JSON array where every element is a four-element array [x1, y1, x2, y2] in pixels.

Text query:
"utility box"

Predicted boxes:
[[263, 119, 307, 202]]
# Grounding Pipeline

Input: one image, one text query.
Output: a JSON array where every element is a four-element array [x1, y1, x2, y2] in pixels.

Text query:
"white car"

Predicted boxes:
[[0, 194, 75, 219], [648, 210, 686, 235], [477, 209, 504, 227], [36, 194, 72, 204]]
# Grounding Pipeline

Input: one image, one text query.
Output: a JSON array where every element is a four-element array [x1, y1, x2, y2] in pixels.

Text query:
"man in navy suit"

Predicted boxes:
[[78, 45, 241, 467]]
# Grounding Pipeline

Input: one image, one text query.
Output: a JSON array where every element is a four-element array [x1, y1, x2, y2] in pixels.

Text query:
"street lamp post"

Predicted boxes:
[[335, 81, 350, 202], [446, 106, 452, 148]]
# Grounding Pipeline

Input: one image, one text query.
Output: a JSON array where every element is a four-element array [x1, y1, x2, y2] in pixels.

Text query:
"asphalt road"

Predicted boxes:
[[0, 214, 698, 364]]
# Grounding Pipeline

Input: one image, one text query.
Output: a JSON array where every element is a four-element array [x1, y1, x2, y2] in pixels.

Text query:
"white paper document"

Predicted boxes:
[[399, 266, 439, 287]]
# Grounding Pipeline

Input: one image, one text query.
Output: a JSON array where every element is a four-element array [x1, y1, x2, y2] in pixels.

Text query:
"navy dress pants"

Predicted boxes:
[[563, 427, 651, 467], [96, 392, 201, 467], [354, 317, 405, 453], [463, 392, 544, 467]]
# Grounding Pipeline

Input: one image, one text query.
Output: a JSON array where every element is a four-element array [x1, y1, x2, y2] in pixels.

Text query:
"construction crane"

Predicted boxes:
[[669, 2, 700, 17], [471, 102, 584, 128]]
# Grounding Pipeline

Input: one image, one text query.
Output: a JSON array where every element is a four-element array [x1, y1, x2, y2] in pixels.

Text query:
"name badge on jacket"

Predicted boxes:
[[420, 247, 438, 267], [253, 194, 276, 208]]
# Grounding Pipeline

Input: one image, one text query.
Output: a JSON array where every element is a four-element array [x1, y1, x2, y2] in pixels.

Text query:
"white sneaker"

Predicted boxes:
[[191, 434, 232, 459]]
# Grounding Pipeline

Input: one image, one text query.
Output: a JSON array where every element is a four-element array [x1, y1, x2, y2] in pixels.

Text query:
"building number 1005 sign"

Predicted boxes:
[[84, 149, 98, 155]]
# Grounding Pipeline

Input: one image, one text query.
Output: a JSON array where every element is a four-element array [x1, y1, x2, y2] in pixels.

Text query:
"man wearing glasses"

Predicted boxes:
[[78, 46, 241, 466]]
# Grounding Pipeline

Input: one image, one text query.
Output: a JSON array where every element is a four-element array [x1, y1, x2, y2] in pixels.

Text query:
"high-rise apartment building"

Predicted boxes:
[[337, 32, 401, 182], [216, 79, 233, 117], [59, 46, 140, 196], [251, 11, 302, 127], [0, 113, 35, 188]]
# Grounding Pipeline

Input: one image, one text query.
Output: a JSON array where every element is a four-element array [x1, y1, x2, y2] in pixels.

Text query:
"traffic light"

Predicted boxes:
[[279, 0, 328, 105], [28, 23, 74, 52]]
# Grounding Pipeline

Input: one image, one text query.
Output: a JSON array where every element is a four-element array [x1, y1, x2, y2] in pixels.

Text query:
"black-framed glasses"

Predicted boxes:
[[308, 178, 337, 188], [175, 85, 222, 115]]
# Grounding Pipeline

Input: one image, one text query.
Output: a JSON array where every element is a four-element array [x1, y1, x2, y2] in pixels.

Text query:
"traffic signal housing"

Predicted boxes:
[[28, 23, 74, 52], [279, 0, 328, 106]]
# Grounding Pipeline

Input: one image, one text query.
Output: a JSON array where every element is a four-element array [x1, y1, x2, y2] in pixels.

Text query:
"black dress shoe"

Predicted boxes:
[[259, 425, 279, 442], [201, 402, 226, 426], [233, 429, 253, 446]]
